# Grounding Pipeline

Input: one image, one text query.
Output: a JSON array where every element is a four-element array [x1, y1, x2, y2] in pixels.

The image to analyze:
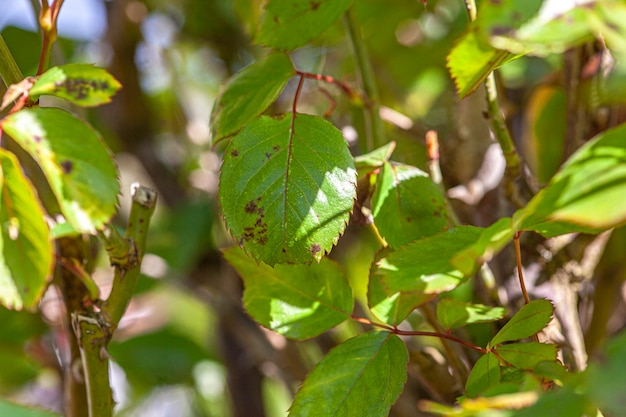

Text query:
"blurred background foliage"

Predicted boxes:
[[1, 0, 625, 416]]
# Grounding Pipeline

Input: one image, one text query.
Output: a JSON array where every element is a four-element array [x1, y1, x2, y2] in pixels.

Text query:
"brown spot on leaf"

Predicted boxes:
[[310, 1, 321, 10], [490, 26, 511, 37], [245, 200, 258, 213], [61, 160, 73, 174], [310, 244, 321, 256], [272, 145, 280, 152], [265, 152, 272, 159], [54, 77, 112, 101], [231, 149, 239, 157]]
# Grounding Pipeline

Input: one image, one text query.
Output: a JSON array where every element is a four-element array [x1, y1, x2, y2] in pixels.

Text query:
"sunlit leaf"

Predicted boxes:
[[368, 248, 434, 325], [255, 0, 353, 51], [475, 0, 543, 44], [496, 342, 558, 370], [374, 226, 483, 295], [447, 29, 516, 98], [29, 63, 121, 107], [0, 150, 53, 310], [210, 53, 295, 141], [223, 246, 353, 339], [465, 352, 501, 398], [289, 331, 407, 417], [219, 113, 356, 265], [490, 299, 553, 347], [515, 123, 626, 235], [489, 2, 600, 55], [2, 108, 119, 233], [354, 141, 396, 174], [437, 299, 506, 331], [451, 217, 514, 276], [371, 162, 448, 247], [0, 400, 62, 417]]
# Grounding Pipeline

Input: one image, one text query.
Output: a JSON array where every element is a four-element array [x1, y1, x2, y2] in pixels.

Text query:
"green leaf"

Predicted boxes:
[[0, 149, 53, 310], [371, 162, 448, 247], [210, 53, 295, 141], [465, 352, 501, 398], [515, 123, 626, 235], [451, 217, 514, 276], [492, 5, 595, 55], [223, 246, 353, 340], [511, 386, 587, 417], [29, 63, 121, 107], [447, 29, 516, 98], [354, 141, 396, 174], [374, 226, 483, 295], [0, 400, 62, 417], [490, 299, 553, 347], [2, 108, 119, 233], [289, 331, 407, 417], [475, 0, 543, 44], [529, 86, 566, 183], [219, 113, 356, 265], [255, 0, 353, 51], [368, 248, 434, 325], [532, 360, 570, 385], [496, 342, 558, 370], [587, 329, 626, 416], [437, 299, 506, 331]]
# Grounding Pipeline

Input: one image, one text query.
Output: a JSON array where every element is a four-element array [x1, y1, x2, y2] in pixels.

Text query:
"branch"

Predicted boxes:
[[71, 313, 113, 417], [67, 184, 156, 417], [101, 183, 157, 327]]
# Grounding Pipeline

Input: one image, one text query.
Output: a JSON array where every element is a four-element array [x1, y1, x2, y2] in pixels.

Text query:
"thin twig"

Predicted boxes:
[[350, 315, 486, 354], [514, 231, 531, 305], [296, 69, 363, 103]]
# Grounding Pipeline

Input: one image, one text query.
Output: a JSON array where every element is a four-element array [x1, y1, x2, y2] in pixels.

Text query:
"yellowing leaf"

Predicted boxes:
[[0, 150, 53, 310], [30, 64, 121, 107], [2, 108, 119, 233]]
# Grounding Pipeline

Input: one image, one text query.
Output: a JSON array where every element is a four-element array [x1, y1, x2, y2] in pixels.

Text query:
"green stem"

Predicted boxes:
[[37, 0, 64, 75], [464, 0, 524, 206], [343, 7, 385, 151], [0, 35, 24, 87], [71, 313, 113, 417], [101, 183, 157, 327], [485, 73, 523, 206], [70, 184, 156, 417]]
